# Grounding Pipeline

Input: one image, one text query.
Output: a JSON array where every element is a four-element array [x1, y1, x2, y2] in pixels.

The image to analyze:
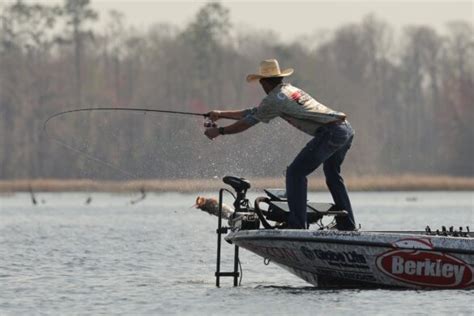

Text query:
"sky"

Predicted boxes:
[[7, 1, 474, 40]]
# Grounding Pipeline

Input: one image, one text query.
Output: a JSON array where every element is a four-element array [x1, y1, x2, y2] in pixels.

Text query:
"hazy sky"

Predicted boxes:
[[11, 1, 474, 40]]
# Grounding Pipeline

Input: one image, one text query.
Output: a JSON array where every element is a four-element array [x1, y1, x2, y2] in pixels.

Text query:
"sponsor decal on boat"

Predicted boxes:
[[292, 267, 376, 284], [300, 246, 369, 270], [391, 238, 433, 249], [310, 230, 361, 237], [376, 238, 474, 288], [316, 268, 377, 282], [243, 243, 300, 263]]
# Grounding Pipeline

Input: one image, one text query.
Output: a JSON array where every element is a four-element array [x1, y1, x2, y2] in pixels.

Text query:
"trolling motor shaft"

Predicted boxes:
[[215, 187, 240, 287]]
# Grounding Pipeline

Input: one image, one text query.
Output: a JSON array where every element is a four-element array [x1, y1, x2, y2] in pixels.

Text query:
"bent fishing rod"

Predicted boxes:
[[43, 106, 236, 179], [43, 106, 235, 127]]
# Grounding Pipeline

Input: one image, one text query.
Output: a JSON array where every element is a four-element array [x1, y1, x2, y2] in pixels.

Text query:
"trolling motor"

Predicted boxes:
[[223, 176, 260, 230], [223, 176, 250, 211]]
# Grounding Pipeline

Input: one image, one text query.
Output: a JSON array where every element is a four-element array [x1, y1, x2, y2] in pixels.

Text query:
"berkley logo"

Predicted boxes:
[[376, 239, 473, 288]]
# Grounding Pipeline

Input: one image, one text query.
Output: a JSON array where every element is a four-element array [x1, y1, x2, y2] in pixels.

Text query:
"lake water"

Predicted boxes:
[[1, 191, 473, 315]]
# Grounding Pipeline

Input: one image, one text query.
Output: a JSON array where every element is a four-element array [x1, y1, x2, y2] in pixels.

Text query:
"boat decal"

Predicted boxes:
[[376, 247, 474, 288], [312, 267, 377, 283], [286, 266, 379, 285], [300, 246, 370, 270], [243, 243, 301, 263], [391, 238, 433, 249], [310, 230, 362, 237]]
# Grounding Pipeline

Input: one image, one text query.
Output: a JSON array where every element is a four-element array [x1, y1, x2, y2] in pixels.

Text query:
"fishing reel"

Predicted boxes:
[[204, 118, 217, 128]]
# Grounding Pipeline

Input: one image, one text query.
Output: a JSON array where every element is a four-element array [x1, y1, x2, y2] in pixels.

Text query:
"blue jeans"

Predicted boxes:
[[286, 121, 355, 230]]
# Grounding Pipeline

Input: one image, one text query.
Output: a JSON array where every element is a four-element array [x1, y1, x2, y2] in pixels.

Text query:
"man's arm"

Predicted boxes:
[[207, 109, 251, 121], [204, 118, 253, 140], [220, 119, 253, 134]]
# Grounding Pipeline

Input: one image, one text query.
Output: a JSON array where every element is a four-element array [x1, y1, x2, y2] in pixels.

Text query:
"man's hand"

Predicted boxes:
[[207, 110, 221, 122], [204, 127, 220, 140]]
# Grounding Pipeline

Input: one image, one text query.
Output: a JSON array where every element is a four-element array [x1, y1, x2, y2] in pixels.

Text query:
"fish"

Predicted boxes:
[[194, 196, 234, 219]]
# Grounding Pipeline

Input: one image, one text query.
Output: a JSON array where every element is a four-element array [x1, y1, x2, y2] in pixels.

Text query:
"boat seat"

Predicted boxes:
[[266, 201, 348, 224], [264, 189, 287, 201]]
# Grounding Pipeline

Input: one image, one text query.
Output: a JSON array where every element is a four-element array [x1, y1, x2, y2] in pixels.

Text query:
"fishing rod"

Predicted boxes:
[[42, 107, 234, 179], [44, 106, 235, 139], [43, 107, 236, 127]]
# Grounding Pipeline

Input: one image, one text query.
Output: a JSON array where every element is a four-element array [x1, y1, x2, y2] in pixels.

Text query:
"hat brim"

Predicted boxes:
[[246, 68, 294, 83]]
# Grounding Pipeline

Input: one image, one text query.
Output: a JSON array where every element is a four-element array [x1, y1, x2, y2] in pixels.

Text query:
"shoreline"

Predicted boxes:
[[0, 175, 473, 193]]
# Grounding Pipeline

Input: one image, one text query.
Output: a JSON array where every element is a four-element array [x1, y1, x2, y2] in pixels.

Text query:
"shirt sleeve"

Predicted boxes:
[[249, 97, 280, 124], [242, 108, 260, 126]]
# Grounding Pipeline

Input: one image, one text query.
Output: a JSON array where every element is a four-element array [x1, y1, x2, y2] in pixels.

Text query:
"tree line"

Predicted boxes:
[[0, 0, 473, 180]]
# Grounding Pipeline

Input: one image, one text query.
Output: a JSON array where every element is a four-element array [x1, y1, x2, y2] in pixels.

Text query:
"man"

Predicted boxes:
[[205, 59, 356, 230]]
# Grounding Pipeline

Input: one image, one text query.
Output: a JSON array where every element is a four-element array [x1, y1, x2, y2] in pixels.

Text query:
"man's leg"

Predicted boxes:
[[323, 136, 356, 230], [286, 167, 307, 229], [286, 131, 335, 229]]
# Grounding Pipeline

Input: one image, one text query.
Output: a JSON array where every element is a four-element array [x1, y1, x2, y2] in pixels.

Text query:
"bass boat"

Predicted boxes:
[[213, 176, 474, 289]]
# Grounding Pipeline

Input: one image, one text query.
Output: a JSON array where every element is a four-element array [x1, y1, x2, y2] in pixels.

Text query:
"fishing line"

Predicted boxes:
[[43, 107, 227, 179]]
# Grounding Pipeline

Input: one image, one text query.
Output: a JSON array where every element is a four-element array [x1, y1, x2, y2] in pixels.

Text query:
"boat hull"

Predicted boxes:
[[226, 230, 474, 289]]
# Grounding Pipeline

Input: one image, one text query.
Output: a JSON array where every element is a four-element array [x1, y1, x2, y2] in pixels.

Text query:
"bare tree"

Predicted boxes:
[[60, 0, 98, 107]]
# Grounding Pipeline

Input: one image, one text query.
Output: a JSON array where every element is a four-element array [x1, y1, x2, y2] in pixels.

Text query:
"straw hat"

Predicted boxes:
[[246, 59, 294, 82]]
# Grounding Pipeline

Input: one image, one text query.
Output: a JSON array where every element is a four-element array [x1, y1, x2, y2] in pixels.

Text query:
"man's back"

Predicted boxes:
[[249, 83, 347, 136]]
